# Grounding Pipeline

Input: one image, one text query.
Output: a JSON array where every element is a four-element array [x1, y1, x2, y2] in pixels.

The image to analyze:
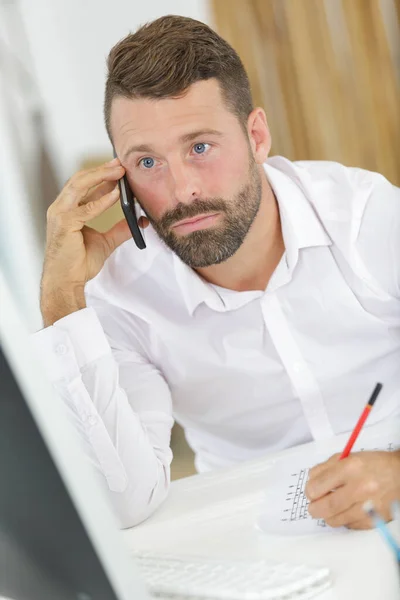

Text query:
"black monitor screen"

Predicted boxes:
[[0, 345, 120, 600]]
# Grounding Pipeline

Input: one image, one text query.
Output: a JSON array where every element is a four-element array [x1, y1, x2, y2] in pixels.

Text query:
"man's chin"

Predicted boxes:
[[164, 230, 239, 268]]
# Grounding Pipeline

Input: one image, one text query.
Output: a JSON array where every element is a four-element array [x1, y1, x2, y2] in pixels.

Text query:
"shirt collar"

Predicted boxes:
[[173, 156, 332, 315], [264, 157, 331, 271], [173, 253, 226, 314]]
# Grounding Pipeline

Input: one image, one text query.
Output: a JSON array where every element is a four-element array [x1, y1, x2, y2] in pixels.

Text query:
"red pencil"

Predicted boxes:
[[340, 383, 383, 460]]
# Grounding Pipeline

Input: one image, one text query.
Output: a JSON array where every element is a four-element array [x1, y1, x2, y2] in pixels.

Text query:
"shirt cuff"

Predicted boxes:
[[30, 307, 111, 383]]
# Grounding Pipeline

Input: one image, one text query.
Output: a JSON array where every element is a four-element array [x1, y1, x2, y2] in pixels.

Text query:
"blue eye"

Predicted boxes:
[[193, 143, 208, 154], [140, 157, 155, 169]]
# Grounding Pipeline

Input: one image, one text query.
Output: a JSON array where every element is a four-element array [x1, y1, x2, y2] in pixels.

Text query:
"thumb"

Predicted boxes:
[[103, 218, 132, 253]]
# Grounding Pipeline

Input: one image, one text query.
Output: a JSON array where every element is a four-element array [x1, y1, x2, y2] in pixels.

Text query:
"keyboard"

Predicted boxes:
[[133, 552, 332, 599]]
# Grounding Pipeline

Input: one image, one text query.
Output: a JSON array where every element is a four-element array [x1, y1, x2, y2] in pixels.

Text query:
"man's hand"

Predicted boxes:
[[40, 157, 132, 326], [305, 451, 400, 530]]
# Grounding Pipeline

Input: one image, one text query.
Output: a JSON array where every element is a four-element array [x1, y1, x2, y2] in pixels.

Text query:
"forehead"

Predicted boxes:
[[110, 79, 240, 153]]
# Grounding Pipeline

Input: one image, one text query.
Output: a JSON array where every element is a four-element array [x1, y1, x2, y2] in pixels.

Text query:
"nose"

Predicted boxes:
[[168, 160, 201, 206]]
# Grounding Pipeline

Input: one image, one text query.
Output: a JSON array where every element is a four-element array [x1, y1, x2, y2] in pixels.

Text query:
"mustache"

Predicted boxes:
[[159, 198, 228, 229]]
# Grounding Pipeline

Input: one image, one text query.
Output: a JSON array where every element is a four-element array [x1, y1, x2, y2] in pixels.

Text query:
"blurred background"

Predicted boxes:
[[1, 0, 399, 480]]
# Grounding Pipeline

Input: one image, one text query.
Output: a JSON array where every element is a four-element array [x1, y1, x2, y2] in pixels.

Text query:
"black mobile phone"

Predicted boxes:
[[112, 148, 146, 250]]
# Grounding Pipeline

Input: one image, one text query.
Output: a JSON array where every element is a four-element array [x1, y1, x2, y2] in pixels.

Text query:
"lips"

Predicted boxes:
[[173, 213, 217, 226], [172, 213, 220, 234]]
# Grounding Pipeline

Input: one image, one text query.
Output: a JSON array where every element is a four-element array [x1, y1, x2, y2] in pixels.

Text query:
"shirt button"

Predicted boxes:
[[88, 415, 97, 426], [55, 344, 68, 356], [293, 362, 304, 373]]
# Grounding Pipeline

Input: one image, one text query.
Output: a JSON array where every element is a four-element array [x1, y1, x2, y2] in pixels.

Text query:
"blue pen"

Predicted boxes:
[[363, 501, 400, 561]]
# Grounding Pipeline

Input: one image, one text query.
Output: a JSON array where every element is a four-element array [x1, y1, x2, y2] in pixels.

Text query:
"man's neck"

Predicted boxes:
[[196, 169, 284, 292]]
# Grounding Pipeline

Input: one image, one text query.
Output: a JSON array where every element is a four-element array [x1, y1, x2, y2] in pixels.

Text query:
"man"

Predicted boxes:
[[33, 15, 400, 529]]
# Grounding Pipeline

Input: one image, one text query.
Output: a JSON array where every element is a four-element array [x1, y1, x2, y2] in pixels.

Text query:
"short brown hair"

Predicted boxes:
[[104, 15, 253, 140]]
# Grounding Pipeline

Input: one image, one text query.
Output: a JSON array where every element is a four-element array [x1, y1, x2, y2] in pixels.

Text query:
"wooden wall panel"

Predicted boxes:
[[212, 0, 400, 184]]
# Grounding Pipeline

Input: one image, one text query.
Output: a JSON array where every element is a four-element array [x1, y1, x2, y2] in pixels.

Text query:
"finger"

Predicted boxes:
[[346, 517, 373, 531], [307, 463, 328, 481], [308, 453, 341, 481], [138, 215, 150, 229], [308, 485, 354, 520], [102, 218, 132, 253], [78, 180, 119, 206], [63, 158, 121, 193], [74, 186, 121, 224], [306, 459, 350, 501], [324, 502, 367, 528], [60, 162, 124, 209]]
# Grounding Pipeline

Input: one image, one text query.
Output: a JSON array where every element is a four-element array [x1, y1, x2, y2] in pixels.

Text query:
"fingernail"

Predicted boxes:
[[106, 157, 119, 165]]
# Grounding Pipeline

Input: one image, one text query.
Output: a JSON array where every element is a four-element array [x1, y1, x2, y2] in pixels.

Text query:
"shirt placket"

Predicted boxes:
[[261, 292, 334, 440]]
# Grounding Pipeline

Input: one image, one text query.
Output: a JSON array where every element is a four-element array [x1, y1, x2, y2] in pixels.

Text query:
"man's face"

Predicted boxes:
[[110, 79, 262, 267]]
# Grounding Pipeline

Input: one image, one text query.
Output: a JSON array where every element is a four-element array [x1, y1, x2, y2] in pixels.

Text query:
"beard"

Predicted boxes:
[[146, 157, 262, 268]]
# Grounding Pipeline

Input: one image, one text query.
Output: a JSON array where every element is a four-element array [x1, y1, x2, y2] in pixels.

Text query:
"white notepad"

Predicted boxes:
[[258, 440, 399, 536]]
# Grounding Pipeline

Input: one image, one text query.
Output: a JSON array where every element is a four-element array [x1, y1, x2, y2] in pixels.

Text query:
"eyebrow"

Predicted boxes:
[[122, 128, 224, 161]]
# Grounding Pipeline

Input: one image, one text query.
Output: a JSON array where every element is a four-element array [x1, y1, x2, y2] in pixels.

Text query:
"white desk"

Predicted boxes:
[[122, 418, 400, 599]]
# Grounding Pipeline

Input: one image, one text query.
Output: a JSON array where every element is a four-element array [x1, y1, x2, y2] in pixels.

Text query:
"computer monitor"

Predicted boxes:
[[0, 269, 149, 600]]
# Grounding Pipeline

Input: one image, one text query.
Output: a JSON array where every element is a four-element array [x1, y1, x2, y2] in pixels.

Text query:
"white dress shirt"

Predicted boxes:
[[31, 156, 400, 527]]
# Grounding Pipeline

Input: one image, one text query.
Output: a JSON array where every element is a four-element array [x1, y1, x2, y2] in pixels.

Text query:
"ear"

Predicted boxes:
[[247, 108, 271, 164]]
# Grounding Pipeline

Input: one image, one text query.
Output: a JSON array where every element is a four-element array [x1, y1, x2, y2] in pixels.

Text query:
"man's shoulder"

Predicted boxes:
[[269, 156, 386, 216], [269, 155, 384, 191], [293, 158, 385, 189]]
